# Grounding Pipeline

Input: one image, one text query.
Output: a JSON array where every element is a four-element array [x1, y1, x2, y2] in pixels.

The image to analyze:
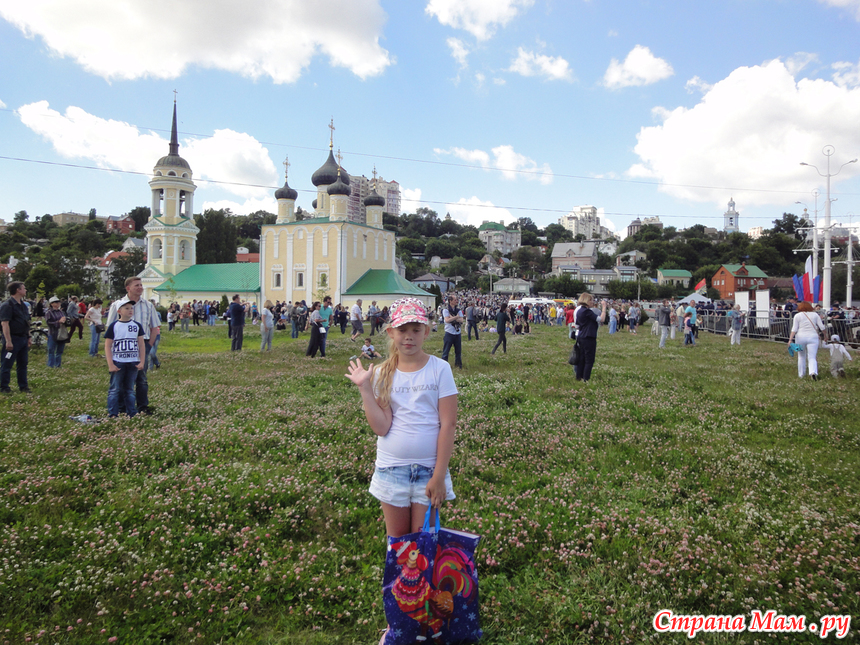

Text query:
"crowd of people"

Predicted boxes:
[[2, 278, 857, 406]]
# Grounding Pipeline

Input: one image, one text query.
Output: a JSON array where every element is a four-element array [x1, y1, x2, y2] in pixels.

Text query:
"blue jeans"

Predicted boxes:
[[291, 320, 299, 338], [467, 320, 479, 340], [208, 314, 217, 326], [89, 325, 101, 356], [441, 332, 462, 368], [47, 335, 66, 368], [107, 363, 138, 417], [148, 333, 161, 368], [609, 319, 617, 334], [117, 342, 150, 413], [1, 335, 29, 390]]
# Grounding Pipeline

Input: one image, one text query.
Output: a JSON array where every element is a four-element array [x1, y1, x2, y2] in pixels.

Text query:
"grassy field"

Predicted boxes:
[[1, 321, 858, 644]]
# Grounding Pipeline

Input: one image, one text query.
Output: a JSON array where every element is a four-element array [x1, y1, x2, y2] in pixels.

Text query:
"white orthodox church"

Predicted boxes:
[[138, 105, 432, 310]]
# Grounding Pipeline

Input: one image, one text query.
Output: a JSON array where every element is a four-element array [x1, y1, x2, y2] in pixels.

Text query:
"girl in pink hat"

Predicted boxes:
[[346, 297, 458, 538]]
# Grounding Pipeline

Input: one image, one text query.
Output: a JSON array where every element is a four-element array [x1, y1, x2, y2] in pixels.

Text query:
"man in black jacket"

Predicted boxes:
[[0, 282, 32, 394]]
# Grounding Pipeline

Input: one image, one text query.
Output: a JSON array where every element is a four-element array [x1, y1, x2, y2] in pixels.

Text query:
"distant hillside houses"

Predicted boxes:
[[478, 221, 521, 255], [559, 205, 614, 239], [551, 241, 598, 273]]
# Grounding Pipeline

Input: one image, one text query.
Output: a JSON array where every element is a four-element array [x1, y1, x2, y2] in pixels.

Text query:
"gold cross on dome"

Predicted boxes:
[[372, 166, 377, 182], [336, 148, 343, 167], [328, 117, 335, 149], [282, 156, 290, 179]]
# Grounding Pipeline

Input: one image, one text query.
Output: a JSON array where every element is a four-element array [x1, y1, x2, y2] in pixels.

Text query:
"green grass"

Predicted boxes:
[[1, 322, 858, 644]]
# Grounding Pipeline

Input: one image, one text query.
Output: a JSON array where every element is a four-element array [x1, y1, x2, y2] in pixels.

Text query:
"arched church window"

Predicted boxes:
[[180, 241, 187, 260], [274, 273, 282, 288], [168, 171, 177, 177], [297, 272, 304, 287], [154, 239, 163, 259], [182, 173, 189, 178], [319, 273, 328, 288]]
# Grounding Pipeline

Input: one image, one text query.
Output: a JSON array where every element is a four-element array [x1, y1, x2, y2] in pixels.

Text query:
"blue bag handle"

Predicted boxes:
[[422, 505, 441, 534]]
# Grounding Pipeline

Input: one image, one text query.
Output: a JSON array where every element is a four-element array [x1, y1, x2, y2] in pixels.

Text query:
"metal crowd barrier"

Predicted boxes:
[[696, 312, 860, 345]]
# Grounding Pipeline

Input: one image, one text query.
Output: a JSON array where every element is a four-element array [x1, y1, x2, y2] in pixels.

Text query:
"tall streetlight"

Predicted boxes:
[[800, 146, 858, 310]]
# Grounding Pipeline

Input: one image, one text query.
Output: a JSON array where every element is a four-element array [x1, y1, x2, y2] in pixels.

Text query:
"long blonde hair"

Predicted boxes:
[[373, 334, 400, 409]]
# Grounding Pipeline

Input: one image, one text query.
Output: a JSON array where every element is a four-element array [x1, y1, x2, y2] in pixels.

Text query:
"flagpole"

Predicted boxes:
[[801, 147, 858, 310]]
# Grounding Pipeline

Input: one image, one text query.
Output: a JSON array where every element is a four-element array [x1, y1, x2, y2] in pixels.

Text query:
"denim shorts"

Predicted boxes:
[[369, 464, 456, 508]]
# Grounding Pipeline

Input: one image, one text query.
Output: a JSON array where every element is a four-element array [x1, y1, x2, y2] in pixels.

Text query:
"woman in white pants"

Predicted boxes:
[[787, 301, 828, 380]]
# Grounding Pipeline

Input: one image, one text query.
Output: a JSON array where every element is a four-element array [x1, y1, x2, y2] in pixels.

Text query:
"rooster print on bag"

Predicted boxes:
[[386, 539, 478, 643]]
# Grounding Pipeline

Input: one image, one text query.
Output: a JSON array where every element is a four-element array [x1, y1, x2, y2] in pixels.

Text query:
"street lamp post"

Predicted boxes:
[[801, 146, 858, 310]]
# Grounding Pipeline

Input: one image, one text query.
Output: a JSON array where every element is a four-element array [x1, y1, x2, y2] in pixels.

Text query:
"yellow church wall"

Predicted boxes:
[[151, 290, 257, 308], [259, 221, 395, 306]]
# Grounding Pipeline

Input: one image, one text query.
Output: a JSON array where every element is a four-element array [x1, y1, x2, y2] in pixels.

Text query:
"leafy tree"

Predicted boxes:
[[425, 238, 458, 259], [517, 217, 539, 233], [521, 229, 539, 247], [445, 256, 473, 278], [88, 208, 97, 221], [75, 228, 104, 256], [220, 294, 229, 314], [594, 252, 615, 270], [439, 218, 461, 236], [56, 284, 82, 300], [544, 223, 573, 245], [13, 210, 28, 223], [25, 264, 58, 296], [397, 238, 426, 254], [195, 209, 237, 264], [237, 210, 276, 239], [771, 212, 804, 240], [127, 206, 151, 232], [541, 274, 586, 297], [110, 248, 146, 298]]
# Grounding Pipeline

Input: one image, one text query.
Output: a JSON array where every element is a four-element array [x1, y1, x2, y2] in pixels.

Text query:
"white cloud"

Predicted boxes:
[[627, 59, 860, 207], [507, 47, 573, 81], [608, 29, 619, 37], [603, 45, 674, 89], [784, 52, 819, 76], [818, 0, 860, 19], [447, 37, 469, 68], [0, 99, 6, 109], [425, 0, 534, 40], [445, 196, 514, 227], [833, 58, 860, 88], [401, 188, 423, 214], [0, 0, 391, 83], [493, 77, 507, 85], [16, 101, 278, 208], [200, 196, 277, 216], [434, 145, 553, 184], [685, 76, 713, 94], [475, 72, 486, 87]]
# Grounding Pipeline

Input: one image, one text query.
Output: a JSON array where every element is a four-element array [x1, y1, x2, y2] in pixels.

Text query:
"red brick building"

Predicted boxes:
[[105, 216, 135, 235], [711, 263, 768, 300]]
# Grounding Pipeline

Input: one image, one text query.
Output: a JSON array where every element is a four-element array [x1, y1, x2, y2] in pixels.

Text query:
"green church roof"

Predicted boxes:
[[659, 269, 692, 278], [153, 263, 260, 293], [343, 269, 433, 297]]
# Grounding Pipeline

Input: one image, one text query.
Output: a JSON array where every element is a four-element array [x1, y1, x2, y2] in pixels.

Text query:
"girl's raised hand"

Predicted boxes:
[[345, 357, 374, 388]]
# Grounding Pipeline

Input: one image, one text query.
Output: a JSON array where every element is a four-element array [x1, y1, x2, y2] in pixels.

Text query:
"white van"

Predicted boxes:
[[506, 297, 557, 309]]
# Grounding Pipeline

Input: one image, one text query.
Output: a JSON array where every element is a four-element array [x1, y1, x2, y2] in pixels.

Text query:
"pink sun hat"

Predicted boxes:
[[389, 298, 430, 328]]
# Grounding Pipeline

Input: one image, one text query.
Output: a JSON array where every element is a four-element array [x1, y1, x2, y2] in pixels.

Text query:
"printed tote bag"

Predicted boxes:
[[381, 507, 482, 644]]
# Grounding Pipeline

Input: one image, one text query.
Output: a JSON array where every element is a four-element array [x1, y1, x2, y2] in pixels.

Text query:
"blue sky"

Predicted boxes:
[[1, 0, 860, 237]]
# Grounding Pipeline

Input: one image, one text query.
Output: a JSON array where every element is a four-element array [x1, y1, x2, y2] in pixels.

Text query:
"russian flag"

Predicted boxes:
[[798, 256, 821, 303], [695, 278, 706, 291]]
